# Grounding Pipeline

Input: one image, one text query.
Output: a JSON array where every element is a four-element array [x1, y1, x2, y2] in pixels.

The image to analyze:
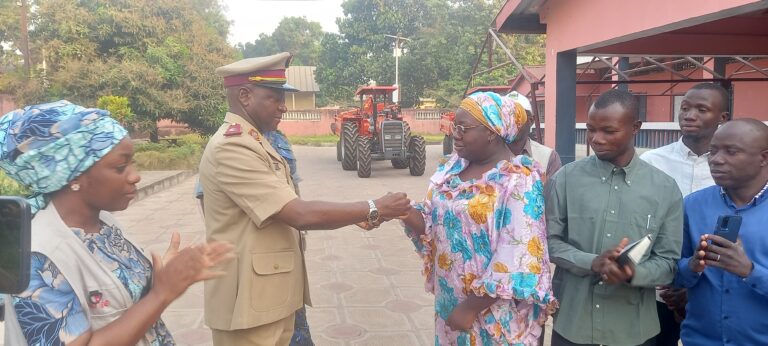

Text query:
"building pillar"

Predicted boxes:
[[618, 57, 630, 91], [556, 50, 577, 164]]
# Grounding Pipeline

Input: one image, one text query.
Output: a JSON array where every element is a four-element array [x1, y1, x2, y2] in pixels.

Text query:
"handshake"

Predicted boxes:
[[356, 192, 414, 231]]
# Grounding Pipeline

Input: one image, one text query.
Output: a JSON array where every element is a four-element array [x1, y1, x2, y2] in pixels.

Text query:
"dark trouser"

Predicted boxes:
[[551, 331, 656, 346], [653, 301, 681, 346]]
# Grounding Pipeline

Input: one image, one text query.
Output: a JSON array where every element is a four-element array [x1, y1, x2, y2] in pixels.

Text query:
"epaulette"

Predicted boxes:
[[248, 128, 261, 141], [224, 123, 242, 137]]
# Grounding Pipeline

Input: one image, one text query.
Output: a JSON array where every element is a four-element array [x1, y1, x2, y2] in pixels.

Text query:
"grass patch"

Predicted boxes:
[[0, 171, 29, 197], [286, 134, 339, 146], [133, 134, 207, 171]]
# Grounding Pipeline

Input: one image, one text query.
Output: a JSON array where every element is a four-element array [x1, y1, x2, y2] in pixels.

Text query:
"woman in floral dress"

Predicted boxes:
[[401, 92, 557, 345]]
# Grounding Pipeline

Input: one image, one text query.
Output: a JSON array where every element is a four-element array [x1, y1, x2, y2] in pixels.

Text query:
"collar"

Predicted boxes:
[[521, 138, 533, 157], [594, 151, 640, 186], [676, 137, 709, 159], [720, 180, 768, 209], [223, 112, 284, 162]]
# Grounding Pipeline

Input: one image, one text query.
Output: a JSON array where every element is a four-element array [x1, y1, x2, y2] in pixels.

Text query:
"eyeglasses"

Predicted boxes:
[[450, 123, 482, 135]]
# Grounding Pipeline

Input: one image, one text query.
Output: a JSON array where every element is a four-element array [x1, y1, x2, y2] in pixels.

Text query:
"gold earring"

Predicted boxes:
[[71, 183, 81, 192]]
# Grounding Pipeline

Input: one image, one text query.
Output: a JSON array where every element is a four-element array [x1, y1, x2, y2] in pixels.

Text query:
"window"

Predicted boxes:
[[536, 101, 545, 122], [673, 95, 685, 122]]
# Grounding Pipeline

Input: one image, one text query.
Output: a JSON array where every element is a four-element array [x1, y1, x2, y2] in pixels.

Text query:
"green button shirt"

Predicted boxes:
[[546, 153, 683, 345]]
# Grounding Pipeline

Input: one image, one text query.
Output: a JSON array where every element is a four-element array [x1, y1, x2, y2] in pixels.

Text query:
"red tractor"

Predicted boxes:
[[439, 85, 513, 155], [331, 86, 426, 178]]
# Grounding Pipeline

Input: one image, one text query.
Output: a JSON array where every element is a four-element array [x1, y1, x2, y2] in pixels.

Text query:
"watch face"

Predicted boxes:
[[369, 209, 380, 222]]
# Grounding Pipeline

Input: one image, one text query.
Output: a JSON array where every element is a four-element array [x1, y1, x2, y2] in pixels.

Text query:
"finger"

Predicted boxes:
[[197, 270, 228, 281], [618, 237, 630, 249], [206, 241, 234, 257], [151, 252, 164, 272], [208, 252, 236, 266], [165, 232, 181, 256], [704, 260, 726, 269], [706, 234, 734, 248], [705, 243, 726, 255], [622, 264, 634, 278]]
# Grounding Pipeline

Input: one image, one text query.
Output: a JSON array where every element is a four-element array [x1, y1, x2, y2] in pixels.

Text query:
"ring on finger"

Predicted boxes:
[[716, 254, 721, 262]]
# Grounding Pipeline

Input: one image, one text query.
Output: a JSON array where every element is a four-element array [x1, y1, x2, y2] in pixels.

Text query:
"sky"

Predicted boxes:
[[221, 0, 345, 45]]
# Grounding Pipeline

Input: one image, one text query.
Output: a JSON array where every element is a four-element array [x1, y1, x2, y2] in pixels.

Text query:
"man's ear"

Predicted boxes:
[[720, 111, 730, 124], [632, 120, 643, 135], [238, 86, 252, 105]]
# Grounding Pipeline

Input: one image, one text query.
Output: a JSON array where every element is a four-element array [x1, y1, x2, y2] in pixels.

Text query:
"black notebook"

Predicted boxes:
[[617, 234, 653, 266]]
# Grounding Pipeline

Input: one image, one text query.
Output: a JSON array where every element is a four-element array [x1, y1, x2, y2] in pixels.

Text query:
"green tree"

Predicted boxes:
[[5, 0, 235, 138], [237, 16, 323, 66]]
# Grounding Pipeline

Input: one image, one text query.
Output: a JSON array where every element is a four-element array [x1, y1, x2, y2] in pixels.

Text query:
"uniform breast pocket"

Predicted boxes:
[[250, 251, 295, 311], [85, 286, 129, 329]]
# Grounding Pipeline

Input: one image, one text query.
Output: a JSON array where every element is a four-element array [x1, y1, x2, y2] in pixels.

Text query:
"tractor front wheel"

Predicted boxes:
[[341, 122, 358, 170], [357, 137, 372, 178], [409, 135, 426, 176]]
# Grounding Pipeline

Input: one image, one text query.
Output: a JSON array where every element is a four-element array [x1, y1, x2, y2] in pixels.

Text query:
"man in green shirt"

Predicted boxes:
[[546, 89, 683, 346]]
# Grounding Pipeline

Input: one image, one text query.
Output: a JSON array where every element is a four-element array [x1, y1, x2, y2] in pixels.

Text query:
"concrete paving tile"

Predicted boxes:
[[334, 258, 381, 271], [410, 307, 435, 330], [418, 329, 435, 346], [311, 286, 340, 307], [307, 270, 336, 286], [321, 281, 356, 294], [305, 307, 342, 331], [311, 334, 345, 346], [341, 287, 394, 306], [305, 258, 336, 272], [329, 245, 378, 259], [161, 310, 203, 337], [337, 271, 391, 287], [324, 323, 366, 341], [346, 308, 411, 332], [389, 270, 426, 287], [350, 332, 421, 346], [397, 287, 434, 306], [384, 299, 426, 314], [368, 266, 402, 276]]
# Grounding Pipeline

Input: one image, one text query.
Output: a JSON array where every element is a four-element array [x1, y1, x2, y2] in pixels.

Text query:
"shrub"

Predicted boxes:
[[133, 143, 204, 171], [0, 171, 29, 197]]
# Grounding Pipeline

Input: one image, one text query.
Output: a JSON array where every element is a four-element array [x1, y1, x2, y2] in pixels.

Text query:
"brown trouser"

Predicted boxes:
[[212, 313, 296, 346]]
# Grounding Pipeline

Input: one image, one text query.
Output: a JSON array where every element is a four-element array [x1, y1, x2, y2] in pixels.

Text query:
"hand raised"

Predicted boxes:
[[703, 234, 754, 278], [151, 237, 235, 302]]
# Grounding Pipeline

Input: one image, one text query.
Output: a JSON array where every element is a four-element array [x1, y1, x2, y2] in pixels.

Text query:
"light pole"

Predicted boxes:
[[385, 34, 410, 104]]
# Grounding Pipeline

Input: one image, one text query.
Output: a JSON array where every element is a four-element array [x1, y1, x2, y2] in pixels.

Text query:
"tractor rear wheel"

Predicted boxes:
[[357, 137, 372, 178], [442, 134, 453, 156], [336, 140, 342, 161], [409, 135, 426, 176], [341, 122, 358, 170]]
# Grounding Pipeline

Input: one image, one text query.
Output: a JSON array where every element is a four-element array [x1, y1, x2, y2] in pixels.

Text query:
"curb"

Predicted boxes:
[[132, 171, 195, 204]]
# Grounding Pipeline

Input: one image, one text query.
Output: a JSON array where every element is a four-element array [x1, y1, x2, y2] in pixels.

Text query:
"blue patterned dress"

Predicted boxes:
[[11, 224, 174, 345]]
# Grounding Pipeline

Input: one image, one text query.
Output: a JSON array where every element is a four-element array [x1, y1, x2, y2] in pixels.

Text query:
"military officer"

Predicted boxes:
[[199, 52, 411, 345]]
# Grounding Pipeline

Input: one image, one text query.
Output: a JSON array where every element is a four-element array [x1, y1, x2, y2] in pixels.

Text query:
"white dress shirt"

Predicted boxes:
[[641, 138, 715, 302], [640, 138, 715, 197]]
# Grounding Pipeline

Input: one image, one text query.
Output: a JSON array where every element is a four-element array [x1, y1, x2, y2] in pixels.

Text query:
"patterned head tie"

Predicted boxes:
[[0, 100, 128, 213], [458, 91, 528, 144]]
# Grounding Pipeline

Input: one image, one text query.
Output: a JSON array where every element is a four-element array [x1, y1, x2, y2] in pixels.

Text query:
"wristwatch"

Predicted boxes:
[[367, 200, 380, 225]]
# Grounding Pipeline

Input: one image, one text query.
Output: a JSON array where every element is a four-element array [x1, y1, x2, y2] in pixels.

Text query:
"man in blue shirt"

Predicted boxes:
[[675, 118, 768, 345]]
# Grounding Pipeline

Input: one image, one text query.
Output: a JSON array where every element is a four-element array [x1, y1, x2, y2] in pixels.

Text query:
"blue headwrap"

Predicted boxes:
[[0, 100, 128, 213]]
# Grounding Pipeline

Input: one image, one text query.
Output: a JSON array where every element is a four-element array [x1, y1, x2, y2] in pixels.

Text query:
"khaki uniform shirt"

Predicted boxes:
[[546, 154, 683, 345], [199, 112, 310, 330]]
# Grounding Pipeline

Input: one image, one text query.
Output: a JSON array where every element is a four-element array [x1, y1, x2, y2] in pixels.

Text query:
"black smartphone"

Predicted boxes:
[[714, 215, 742, 243], [0, 196, 32, 294]]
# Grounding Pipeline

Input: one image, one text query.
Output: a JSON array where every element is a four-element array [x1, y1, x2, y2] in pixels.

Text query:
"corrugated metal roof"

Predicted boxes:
[[287, 66, 320, 92]]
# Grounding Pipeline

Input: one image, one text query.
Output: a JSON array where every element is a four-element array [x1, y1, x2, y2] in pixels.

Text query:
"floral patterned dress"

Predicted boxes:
[[404, 154, 557, 346], [11, 224, 174, 345]]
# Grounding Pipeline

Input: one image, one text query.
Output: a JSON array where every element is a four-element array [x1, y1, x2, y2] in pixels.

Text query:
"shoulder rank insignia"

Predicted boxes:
[[248, 128, 261, 141], [224, 123, 242, 137]]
